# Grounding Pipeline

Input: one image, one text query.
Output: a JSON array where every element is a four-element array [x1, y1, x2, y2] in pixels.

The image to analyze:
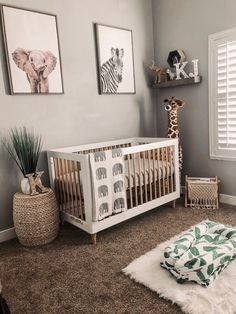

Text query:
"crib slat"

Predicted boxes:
[[71, 160, 80, 218], [166, 146, 170, 194], [59, 158, 67, 210], [62, 159, 69, 211], [69, 160, 79, 217], [161, 148, 165, 196], [157, 149, 161, 197], [56, 158, 64, 210], [75, 161, 84, 220], [152, 149, 157, 199], [142, 151, 148, 203], [67, 160, 75, 216], [138, 152, 143, 205], [132, 153, 138, 207], [63, 159, 70, 213], [64, 159, 72, 215], [170, 146, 174, 192], [127, 154, 133, 209], [148, 150, 152, 201], [53, 158, 61, 207]]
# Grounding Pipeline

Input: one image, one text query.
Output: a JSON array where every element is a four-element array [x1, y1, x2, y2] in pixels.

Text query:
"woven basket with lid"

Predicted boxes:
[[13, 188, 59, 246]]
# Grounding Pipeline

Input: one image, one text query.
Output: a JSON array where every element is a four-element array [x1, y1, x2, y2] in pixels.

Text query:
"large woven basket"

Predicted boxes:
[[13, 189, 59, 246]]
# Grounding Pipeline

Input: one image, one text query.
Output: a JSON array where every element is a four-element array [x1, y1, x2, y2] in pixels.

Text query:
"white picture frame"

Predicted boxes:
[[1, 5, 64, 94], [95, 23, 136, 95]]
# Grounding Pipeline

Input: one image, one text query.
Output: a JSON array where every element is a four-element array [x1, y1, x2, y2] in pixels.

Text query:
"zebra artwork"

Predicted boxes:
[[100, 48, 124, 93]]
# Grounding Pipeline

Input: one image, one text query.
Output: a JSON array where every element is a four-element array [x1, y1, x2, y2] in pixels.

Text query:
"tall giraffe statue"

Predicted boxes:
[[164, 96, 185, 174]]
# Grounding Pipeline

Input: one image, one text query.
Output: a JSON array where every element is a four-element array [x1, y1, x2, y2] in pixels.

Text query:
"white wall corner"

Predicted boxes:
[[0, 227, 16, 243], [220, 193, 236, 206]]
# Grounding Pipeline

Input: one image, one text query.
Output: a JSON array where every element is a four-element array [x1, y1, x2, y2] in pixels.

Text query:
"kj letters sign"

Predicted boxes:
[[174, 59, 200, 82]]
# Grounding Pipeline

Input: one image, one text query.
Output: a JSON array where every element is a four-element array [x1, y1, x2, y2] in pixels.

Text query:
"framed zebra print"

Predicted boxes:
[[94, 23, 136, 95]]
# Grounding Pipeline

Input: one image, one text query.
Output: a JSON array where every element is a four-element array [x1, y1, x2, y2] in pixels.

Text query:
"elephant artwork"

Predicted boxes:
[[98, 185, 108, 198], [12, 48, 57, 93], [96, 167, 107, 180], [94, 151, 106, 162], [114, 198, 125, 211], [112, 163, 123, 176], [113, 180, 124, 193]]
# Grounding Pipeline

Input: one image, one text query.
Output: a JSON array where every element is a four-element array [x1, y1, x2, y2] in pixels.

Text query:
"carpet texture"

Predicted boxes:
[[123, 224, 236, 314], [0, 201, 235, 314]]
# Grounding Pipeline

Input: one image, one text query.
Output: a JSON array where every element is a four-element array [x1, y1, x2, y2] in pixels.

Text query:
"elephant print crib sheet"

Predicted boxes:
[[90, 149, 127, 221]]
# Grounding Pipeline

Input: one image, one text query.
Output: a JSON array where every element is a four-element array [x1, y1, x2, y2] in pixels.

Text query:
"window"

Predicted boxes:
[[209, 28, 236, 161]]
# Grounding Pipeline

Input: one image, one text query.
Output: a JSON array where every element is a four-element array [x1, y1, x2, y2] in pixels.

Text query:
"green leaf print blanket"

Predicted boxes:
[[160, 221, 236, 287]]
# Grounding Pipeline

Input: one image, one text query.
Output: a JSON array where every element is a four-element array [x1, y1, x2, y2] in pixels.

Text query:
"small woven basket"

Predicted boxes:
[[185, 176, 219, 209], [13, 189, 59, 246]]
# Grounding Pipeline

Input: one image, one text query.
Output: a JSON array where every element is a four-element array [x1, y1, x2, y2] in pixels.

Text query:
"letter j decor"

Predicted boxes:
[[0, 5, 64, 94]]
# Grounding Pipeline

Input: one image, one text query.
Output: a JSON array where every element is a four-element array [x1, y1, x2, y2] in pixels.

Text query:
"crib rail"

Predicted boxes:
[[50, 138, 135, 153], [75, 142, 131, 155]]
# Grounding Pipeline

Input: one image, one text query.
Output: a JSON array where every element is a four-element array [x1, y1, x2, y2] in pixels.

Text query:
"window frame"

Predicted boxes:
[[209, 27, 236, 161]]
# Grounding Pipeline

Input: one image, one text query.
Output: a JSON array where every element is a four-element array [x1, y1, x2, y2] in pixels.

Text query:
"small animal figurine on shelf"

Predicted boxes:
[[149, 60, 166, 84], [164, 96, 185, 176]]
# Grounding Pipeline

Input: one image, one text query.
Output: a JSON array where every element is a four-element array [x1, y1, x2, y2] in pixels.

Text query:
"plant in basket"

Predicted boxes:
[[3, 127, 45, 194]]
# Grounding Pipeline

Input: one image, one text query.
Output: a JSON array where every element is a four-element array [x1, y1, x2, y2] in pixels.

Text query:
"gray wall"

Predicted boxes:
[[152, 0, 236, 196], [0, 0, 155, 231]]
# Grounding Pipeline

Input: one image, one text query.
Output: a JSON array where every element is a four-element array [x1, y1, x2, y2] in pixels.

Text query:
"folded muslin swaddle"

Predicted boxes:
[[161, 221, 236, 286]]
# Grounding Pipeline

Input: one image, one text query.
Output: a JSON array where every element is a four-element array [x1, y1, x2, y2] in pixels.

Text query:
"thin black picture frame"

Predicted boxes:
[[94, 23, 136, 95], [0, 4, 64, 95]]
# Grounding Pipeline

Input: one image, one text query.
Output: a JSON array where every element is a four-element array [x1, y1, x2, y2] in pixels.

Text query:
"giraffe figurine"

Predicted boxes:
[[164, 96, 185, 175]]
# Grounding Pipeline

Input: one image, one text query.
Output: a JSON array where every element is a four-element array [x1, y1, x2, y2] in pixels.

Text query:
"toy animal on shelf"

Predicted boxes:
[[149, 60, 166, 84]]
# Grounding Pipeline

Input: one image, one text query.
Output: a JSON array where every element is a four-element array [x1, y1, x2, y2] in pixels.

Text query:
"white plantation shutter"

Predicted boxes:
[[209, 28, 236, 160]]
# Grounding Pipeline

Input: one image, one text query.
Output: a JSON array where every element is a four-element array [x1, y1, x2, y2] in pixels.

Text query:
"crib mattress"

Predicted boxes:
[[58, 158, 174, 195]]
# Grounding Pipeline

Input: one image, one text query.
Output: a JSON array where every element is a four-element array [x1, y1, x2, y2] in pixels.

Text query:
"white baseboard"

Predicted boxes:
[[0, 227, 16, 243], [220, 193, 236, 206]]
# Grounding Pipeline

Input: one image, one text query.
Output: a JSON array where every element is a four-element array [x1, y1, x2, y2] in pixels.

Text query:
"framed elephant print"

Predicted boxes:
[[1, 5, 64, 94], [95, 24, 135, 94]]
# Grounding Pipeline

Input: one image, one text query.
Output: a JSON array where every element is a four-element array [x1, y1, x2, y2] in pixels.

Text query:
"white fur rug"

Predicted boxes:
[[123, 233, 236, 314]]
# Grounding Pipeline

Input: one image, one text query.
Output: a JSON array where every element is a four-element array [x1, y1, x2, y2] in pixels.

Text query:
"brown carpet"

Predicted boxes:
[[0, 201, 236, 314]]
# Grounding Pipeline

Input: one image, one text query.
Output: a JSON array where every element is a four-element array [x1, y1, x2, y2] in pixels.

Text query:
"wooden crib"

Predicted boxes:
[[47, 137, 180, 244]]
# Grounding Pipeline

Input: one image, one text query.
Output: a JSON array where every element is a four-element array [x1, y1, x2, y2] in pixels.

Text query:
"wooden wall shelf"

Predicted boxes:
[[152, 76, 202, 89]]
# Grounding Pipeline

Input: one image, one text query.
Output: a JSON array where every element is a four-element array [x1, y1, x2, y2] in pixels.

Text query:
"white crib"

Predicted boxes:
[[47, 137, 180, 244]]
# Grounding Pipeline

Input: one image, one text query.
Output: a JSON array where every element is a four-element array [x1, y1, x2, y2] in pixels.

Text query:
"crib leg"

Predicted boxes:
[[90, 233, 97, 245], [172, 200, 176, 208]]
